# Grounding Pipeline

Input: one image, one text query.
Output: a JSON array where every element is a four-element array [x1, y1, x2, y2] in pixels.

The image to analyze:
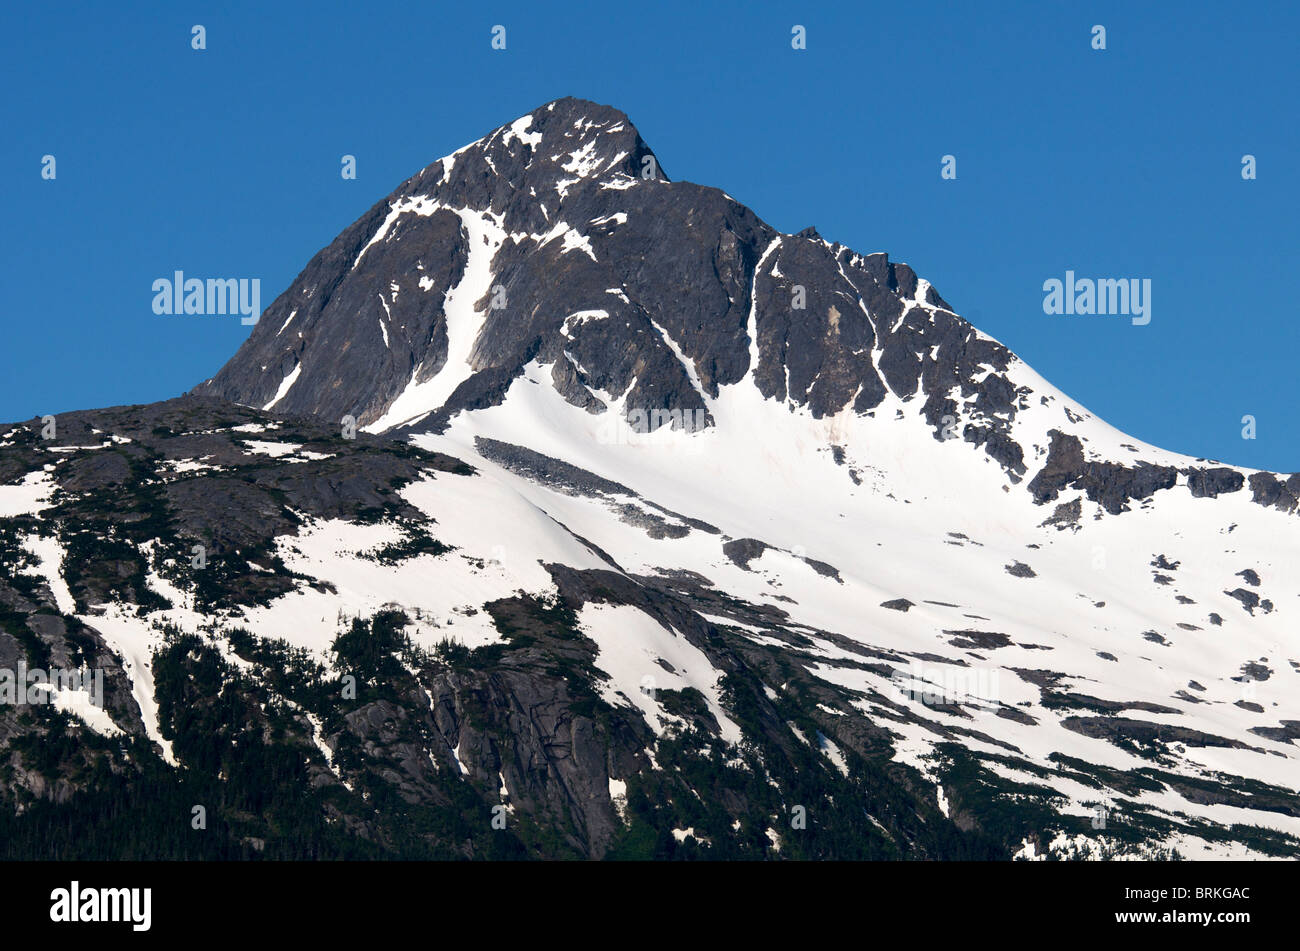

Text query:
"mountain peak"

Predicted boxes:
[[18, 98, 1300, 865], [196, 98, 1281, 525], [534, 95, 634, 125], [400, 97, 666, 214]]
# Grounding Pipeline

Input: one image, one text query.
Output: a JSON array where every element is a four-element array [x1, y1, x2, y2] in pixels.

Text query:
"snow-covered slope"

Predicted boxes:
[[199, 97, 1300, 855], [401, 348, 1300, 858], [2, 98, 1296, 860]]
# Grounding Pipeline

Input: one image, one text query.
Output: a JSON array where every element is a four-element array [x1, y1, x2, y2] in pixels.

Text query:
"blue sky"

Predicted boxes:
[[4, 1, 1296, 470]]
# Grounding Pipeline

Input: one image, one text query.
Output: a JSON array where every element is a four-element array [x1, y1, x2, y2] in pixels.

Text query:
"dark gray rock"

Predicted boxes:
[[1186, 467, 1244, 498], [880, 598, 914, 612]]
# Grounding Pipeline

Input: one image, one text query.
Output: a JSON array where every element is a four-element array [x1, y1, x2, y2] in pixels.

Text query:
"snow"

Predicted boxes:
[[363, 206, 508, 432], [0, 470, 55, 517], [609, 778, 629, 822], [502, 115, 543, 149], [560, 309, 608, 337], [536, 221, 597, 261], [21, 533, 76, 614], [698, 613, 765, 634], [744, 238, 783, 383], [261, 363, 301, 411], [163, 458, 222, 476], [648, 320, 705, 401], [817, 731, 850, 777], [25, 678, 121, 738], [576, 603, 742, 744], [226, 471, 614, 663], [71, 604, 176, 764], [241, 440, 301, 458], [386, 338, 1300, 853], [0, 471, 620, 766], [561, 140, 602, 178], [7, 137, 1294, 854], [352, 194, 445, 270], [304, 712, 345, 781]]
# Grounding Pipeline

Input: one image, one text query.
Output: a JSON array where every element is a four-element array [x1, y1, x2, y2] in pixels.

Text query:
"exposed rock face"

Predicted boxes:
[[4, 98, 1300, 862], [1249, 471, 1300, 512], [1027, 430, 1180, 515], [1187, 467, 1245, 498], [195, 97, 1034, 482], [196, 96, 1297, 519], [0, 399, 1007, 859]]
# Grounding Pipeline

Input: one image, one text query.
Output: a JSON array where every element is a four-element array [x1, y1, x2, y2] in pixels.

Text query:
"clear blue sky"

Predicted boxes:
[[3, 1, 1296, 470]]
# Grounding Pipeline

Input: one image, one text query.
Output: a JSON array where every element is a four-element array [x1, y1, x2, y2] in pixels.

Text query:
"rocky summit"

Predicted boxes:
[[2, 98, 1298, 860]]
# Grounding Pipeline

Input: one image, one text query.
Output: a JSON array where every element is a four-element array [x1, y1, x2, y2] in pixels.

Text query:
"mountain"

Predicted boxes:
[[2, 98, 1297, 860]]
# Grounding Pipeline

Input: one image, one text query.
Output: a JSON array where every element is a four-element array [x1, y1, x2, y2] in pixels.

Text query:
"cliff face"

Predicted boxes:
[[196, 99, 1013, 453], [2, 98, 1299, 860]]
